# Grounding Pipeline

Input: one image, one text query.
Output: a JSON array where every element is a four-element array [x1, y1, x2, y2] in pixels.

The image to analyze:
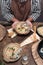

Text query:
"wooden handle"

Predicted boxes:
[[33, 26, 36, 32], [20, 30, 40, 47]]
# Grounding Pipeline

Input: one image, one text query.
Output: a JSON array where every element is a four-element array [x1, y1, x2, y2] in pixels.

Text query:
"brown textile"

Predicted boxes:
[[10, 0, 31, 21]]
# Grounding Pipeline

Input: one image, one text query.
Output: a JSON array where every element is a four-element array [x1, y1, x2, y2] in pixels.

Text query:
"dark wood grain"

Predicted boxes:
[[0, 22, 43, 65]]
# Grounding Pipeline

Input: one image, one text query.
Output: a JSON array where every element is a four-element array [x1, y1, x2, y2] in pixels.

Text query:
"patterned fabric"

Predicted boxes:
[[1, 0, 41, 21]]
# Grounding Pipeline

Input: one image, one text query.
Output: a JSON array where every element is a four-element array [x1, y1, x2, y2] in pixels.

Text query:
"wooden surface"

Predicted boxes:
[[0, 22, 43, 65], [32, 41, 43, 65]]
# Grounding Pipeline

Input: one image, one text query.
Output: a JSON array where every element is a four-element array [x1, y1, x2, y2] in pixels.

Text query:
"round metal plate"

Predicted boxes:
[[3, 43, 22, 62], [15, 22, 31, 35], [37, 40, 43, 59], [36, 25, 43, 38]]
